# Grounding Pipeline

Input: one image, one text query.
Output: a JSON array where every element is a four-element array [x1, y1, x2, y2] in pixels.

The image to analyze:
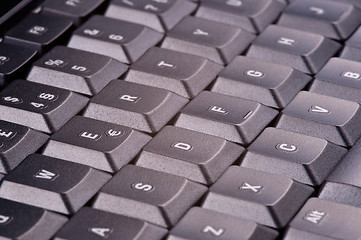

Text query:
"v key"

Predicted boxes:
[[309, 105, 330, 113]]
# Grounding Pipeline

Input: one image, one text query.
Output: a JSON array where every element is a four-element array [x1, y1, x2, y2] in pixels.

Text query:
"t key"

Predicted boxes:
[[0, 80, 88, 133], [174, 91, 278, 145], [276, 91, 361, 147], [42, 116, 151, 173], [27, 46, 128, 96], [83, 80, 188, 133], [68, 15, 163, 64]]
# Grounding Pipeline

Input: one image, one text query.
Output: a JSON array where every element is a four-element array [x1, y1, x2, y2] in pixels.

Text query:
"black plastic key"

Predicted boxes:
[[196, 0, 285, 34], [161, 16, 255, 65], [284, 198, 361, 240], [278, 0, 361, 40], [125, 47, 223, 99], [67, 15, 163, 64], [276, 91, 361, 147], [27, 46, 128, 96], [211, 56, 311, 109], [0, 80, 88, 133], [247, 25, 341, 74], [0, 199, 67, 240], [241, 128, 347, 186], [105, 0, 197, 33], [54, 207, 167, 240], [135, 126, 244, 185], [0, 154, 111, 214], [42, 116, 151, 173], [340, 26, 361, 61], [0, 42, 37, 87], [201, 166, 313, 228], [83, 80, 188, 133], [174, 91, 278, 145], [168, 207, 278, 240], [4, 13, 73, 54], [0, 120, 48, 174], [92, 165, 207, 228]]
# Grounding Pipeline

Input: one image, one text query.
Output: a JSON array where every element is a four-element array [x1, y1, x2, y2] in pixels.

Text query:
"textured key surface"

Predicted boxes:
[[54, 207, 166, 240], [174, 91, 278, 145], [135, 126, 244, 185], [340, 26, 361, 61], [83, 80, 188, 133], [27, 46, 128, 96], [43, 116, 151, 173], [92, 165, 207, 228], [125, 47, 223, 99]]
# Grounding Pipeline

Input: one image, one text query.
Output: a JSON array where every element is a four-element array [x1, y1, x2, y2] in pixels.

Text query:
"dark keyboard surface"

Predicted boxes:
[[1, 0, 361, 239]]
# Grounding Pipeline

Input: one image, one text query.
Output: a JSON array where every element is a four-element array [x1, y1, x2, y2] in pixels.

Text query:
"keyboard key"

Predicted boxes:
[[211, 56, 311, 109], [201, 166, 313, 228], [105, 0, 197, 33], [83, 80, 188, 133], [54, 207, 167, 240], [0, 154, 111, 214], [174, 91, 278, 145], [325, 0, 361, 10], [278, 0, 361, 40], [247, 25, 341, 74], [0, 80, 88, 133], [310, 58, 361, 104], [135, 126, 244, 185], [42, 116, 151, 173], [241, 128, 347, 186], [0, 199, 67, 240], [196, 0, 285, 34], [4, 13, 73, 54], [284, 198, 361, 240], [0, 120, 48, 174], [161, 16, 255, 65], [68, 15, 163, 64], [92, 165, 207, 228], [125, 47, 223, 99], [0, 42, 37, 87], [168, 207, 278, 240], [340, 26, 361, 62], [27, 46, 128, 96], [276, 91, 361, 147]]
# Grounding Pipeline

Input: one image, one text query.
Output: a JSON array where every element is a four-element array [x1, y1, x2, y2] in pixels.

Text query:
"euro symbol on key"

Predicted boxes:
[[107, 129, 123, 137]]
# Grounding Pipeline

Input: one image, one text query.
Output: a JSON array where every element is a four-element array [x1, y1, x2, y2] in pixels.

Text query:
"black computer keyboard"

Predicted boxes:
[[1, 0, 361, 239]]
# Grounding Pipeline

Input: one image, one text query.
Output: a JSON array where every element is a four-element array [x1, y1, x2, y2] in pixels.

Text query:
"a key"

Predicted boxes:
[[241, 128, 347, 186], [310, 58, 361, 104], [125, 47, 223, 99], [318, 139, 361, 208], [4, 13, 73, 54], [211, 56, 311, 109], [0, 199, 67, 240], [247, 25, 341, 74], [278, 0, 361, 40], [196, 0, 285, 34], [0, 120, 48, 174], [276, 91, 361, 147], [42, 116, 151, 173], [284, 198, 361, 240], [201, 166, 313, 228], [0, 154, 111, 214], [161, 16, 255, 65], [27, 46, 128, 96], [325, 0, 361, 10], [0, 80, 88, 133], [105, 0, 197, 33], [340, 26, 361, 62], [54, 207, 167, 240], [92, 164, 207, 228], [0, 42, 37, 87], [42, 0, 105, 25], [67, 15, 163, 64], [174, 91, 278, 145], [135, 126, 244, 185], [83, 80, 188, 133], [168, 207, 278, 240]]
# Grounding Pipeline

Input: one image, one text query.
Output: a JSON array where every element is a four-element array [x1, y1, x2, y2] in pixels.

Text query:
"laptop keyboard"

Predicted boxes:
[[0, 0, 361, 239]]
